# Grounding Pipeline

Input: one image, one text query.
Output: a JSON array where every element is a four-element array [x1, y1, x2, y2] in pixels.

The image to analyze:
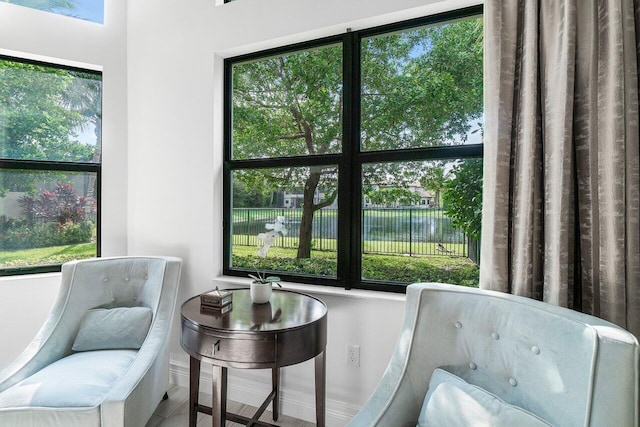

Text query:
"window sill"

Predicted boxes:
[[212, 276, 406, 302], [0, 271, 61, 284]]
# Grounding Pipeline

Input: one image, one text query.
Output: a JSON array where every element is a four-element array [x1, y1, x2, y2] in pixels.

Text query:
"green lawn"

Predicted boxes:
[[233, 234, 467, 256], [0, 243, 96, 268]]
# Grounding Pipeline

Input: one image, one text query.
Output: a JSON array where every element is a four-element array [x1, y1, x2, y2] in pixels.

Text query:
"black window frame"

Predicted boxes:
[[0, 55, 102, 277], [223, 5, 483, 292]]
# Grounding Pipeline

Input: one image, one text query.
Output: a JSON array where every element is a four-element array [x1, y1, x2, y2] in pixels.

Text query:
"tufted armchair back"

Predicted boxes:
[[52, 257, 172, 352], [349, 283, 639, 427], [0, 256, 182, 391]]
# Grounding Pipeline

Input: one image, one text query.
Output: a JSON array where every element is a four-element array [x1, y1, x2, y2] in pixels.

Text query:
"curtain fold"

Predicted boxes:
[[481, 0, 640, 338]]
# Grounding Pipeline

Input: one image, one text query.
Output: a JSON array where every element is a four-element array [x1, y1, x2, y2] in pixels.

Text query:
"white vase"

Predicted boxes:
[[250, 282, 272, 304]]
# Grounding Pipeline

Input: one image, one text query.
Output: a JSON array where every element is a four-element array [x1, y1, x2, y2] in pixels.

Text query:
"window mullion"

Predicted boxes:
[[358, 144, 484, 164], [223, 58, 233, 275], [339, 30, 362, 290], [0, 159, 100, 173]]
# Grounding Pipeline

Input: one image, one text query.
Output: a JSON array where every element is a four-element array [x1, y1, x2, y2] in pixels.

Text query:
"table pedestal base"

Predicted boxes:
[[188, 354, 325, 427]]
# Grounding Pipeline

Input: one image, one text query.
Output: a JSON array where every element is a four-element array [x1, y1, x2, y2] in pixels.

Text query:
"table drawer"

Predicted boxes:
[[182, 326, 275, 363]]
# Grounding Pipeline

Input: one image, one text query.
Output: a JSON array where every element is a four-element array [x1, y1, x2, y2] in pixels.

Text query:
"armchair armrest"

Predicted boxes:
[[0, 266, 78, 392], [348, 284, 430, 427]]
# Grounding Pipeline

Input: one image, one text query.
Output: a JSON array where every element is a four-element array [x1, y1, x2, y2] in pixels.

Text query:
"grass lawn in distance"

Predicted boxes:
[[0, 243, 96, 268], [232, 235, 468, 257]]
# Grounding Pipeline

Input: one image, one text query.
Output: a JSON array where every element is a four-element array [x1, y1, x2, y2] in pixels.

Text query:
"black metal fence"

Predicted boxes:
[[232, 208, 472, 258], [232, 208, 337, 251]]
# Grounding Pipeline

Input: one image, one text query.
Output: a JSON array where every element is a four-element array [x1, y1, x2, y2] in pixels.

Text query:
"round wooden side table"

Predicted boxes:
[[181, 288, 327, 427]]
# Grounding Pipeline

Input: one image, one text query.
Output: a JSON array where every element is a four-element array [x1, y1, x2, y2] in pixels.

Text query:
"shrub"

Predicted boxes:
[[2, 183, 96, 251], [0, 215, 29, 233], [20, 183, 95, 225], [362, 255, 478, 286], [232, 251, 479, 286], [234, 254, 336, 277], [0, 220, 94, 250], [443, 159, 482, 240]]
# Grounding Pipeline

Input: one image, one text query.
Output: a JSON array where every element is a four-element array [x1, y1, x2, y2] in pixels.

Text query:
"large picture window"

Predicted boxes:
[[224, 6, 483, 291], [0, 56, 101, 275]]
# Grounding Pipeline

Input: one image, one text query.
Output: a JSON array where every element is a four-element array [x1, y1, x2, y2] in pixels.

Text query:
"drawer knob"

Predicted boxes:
[[213, 340, 221, 354]]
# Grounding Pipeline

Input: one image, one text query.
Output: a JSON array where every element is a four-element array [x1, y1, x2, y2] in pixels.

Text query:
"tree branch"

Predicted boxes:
[[278, 133, 305, 141], [312, 187, 338, 212]]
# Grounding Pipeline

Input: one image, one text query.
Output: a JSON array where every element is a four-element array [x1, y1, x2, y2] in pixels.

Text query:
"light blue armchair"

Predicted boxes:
[[0, 256, 182, 426], [349, 283, 639, 427]]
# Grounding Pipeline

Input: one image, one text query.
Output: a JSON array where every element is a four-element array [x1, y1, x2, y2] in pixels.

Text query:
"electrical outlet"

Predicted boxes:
[[348, 344, 360, 367]]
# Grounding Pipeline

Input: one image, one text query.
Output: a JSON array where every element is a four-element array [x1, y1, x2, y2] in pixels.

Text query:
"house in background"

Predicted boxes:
[[408, 182, 435, 208], [283, 190, 339, 209], [363, 182, 435, 208]]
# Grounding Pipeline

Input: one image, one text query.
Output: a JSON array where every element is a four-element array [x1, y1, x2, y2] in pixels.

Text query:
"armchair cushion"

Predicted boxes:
[[72, 307, 152, 351], [0, 350, 136, 408], [418, 369, 551, 427]]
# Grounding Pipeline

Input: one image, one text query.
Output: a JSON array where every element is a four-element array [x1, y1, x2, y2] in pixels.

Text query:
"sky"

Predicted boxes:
[[53, 0, 104, 24], [2, 0, 104, 24]]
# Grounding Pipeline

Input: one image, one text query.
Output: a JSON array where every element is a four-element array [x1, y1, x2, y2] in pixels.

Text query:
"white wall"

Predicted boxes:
[[0, 2, 129, 367], [127, 0, 479, 424], [0, 274, 61, 368]]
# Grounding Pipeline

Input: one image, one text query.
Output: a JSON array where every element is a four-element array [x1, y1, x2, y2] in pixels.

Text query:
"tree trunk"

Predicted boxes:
[[296, 172, 321, 258]]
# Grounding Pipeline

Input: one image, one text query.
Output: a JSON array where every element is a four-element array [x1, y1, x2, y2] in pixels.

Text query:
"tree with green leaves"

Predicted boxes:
[[443, 159, 482, 239], [0, 59, 100, 194], [419, 161, 449, 208], [61, 70, 102, 207], [232, 179, 272, 208], [232, 18, 483, 259], [233, 46, 342, 258], [365, 187, 421, 207], [0, 61, 90, 163]]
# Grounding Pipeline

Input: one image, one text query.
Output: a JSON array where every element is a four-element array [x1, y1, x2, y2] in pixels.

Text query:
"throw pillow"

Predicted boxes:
[[417, 368, 551, 427], [72, 306, 152, 351]]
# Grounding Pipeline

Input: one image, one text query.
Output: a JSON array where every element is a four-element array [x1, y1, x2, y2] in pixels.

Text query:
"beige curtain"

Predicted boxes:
[[480, 0, 640, 338]]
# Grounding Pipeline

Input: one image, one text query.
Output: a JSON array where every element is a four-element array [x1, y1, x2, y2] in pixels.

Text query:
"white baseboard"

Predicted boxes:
[[170, 359, 359, 426]]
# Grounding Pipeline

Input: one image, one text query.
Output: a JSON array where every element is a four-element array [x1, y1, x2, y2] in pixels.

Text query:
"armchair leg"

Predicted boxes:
[[162, 392, 169, 401]]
